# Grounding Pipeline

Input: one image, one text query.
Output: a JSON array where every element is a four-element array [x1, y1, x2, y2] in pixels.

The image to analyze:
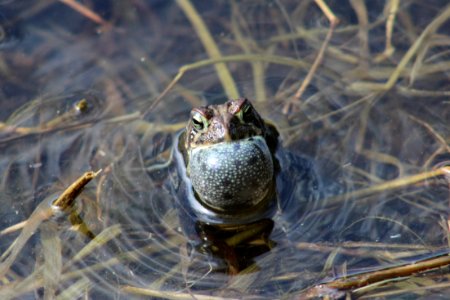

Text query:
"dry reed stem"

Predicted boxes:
[[142, 54, 310, 117], [300, 252, 450, 298], [176, 0, 238, 100], [58, 0, 108, 26], [55, 277, 90, 299], [356, 280, 450, 299], [282, 93, 380, 145], [0, 111, 142, 144], [325, 166, 450, 205], [231, 3, 266, 102], [349, 4, 450, 92], [41, 222, 62, 299], [374, 0, 399, 62], [0, 235, 184, 298], [0, 220, 27, 236], [52, 170, 101, 210], [329, 252, 450, 290], [396, 85, 450, 97], [121, 285, 239, 300], [284, 0, 339, 113], [0, 171, 100, 281], [349, 0, 370, 70]]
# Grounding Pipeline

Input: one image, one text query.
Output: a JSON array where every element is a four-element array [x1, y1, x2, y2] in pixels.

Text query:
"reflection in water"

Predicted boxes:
[[192, 219, 275, 275]]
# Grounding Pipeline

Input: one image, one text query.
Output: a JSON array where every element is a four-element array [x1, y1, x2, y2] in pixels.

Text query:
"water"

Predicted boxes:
[[0, 1, 450, 299]]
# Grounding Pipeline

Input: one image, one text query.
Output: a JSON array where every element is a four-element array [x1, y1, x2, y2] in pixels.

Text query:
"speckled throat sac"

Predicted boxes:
[[188, 136, 274, 212]]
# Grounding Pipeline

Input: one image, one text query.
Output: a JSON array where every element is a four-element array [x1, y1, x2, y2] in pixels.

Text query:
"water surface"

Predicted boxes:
[[1, 1, 450, 299]]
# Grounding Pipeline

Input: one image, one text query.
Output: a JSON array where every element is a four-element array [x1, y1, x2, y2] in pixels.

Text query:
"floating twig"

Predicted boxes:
[[299, 251, 450, 299], [52, 170, 102, 210], [58, 0, 109, 26]]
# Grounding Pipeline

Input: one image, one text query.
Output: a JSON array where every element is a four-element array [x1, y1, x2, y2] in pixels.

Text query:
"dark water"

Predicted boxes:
[[1, 1, 450, 299]]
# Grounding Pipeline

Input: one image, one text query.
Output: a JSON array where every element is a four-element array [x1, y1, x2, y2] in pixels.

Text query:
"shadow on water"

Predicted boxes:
[[0, 1, 450, 299]]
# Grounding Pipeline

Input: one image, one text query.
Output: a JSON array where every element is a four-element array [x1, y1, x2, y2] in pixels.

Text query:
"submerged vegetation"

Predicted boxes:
[[0, 0, 450, 299]]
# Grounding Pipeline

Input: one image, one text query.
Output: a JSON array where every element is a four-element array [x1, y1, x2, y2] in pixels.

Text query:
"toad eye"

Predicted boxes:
[[191, 112, 208, 131], [237, 103, 252, 123]]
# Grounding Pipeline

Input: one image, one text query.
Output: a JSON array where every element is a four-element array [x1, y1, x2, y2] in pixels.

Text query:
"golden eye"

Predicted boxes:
[[242, 103, 251, 114], [237, 103, 252, 123], [192, 112, 207, 131]]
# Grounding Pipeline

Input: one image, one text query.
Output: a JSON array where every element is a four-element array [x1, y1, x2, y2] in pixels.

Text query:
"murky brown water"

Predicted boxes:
[[1, 1, 450, 299]]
